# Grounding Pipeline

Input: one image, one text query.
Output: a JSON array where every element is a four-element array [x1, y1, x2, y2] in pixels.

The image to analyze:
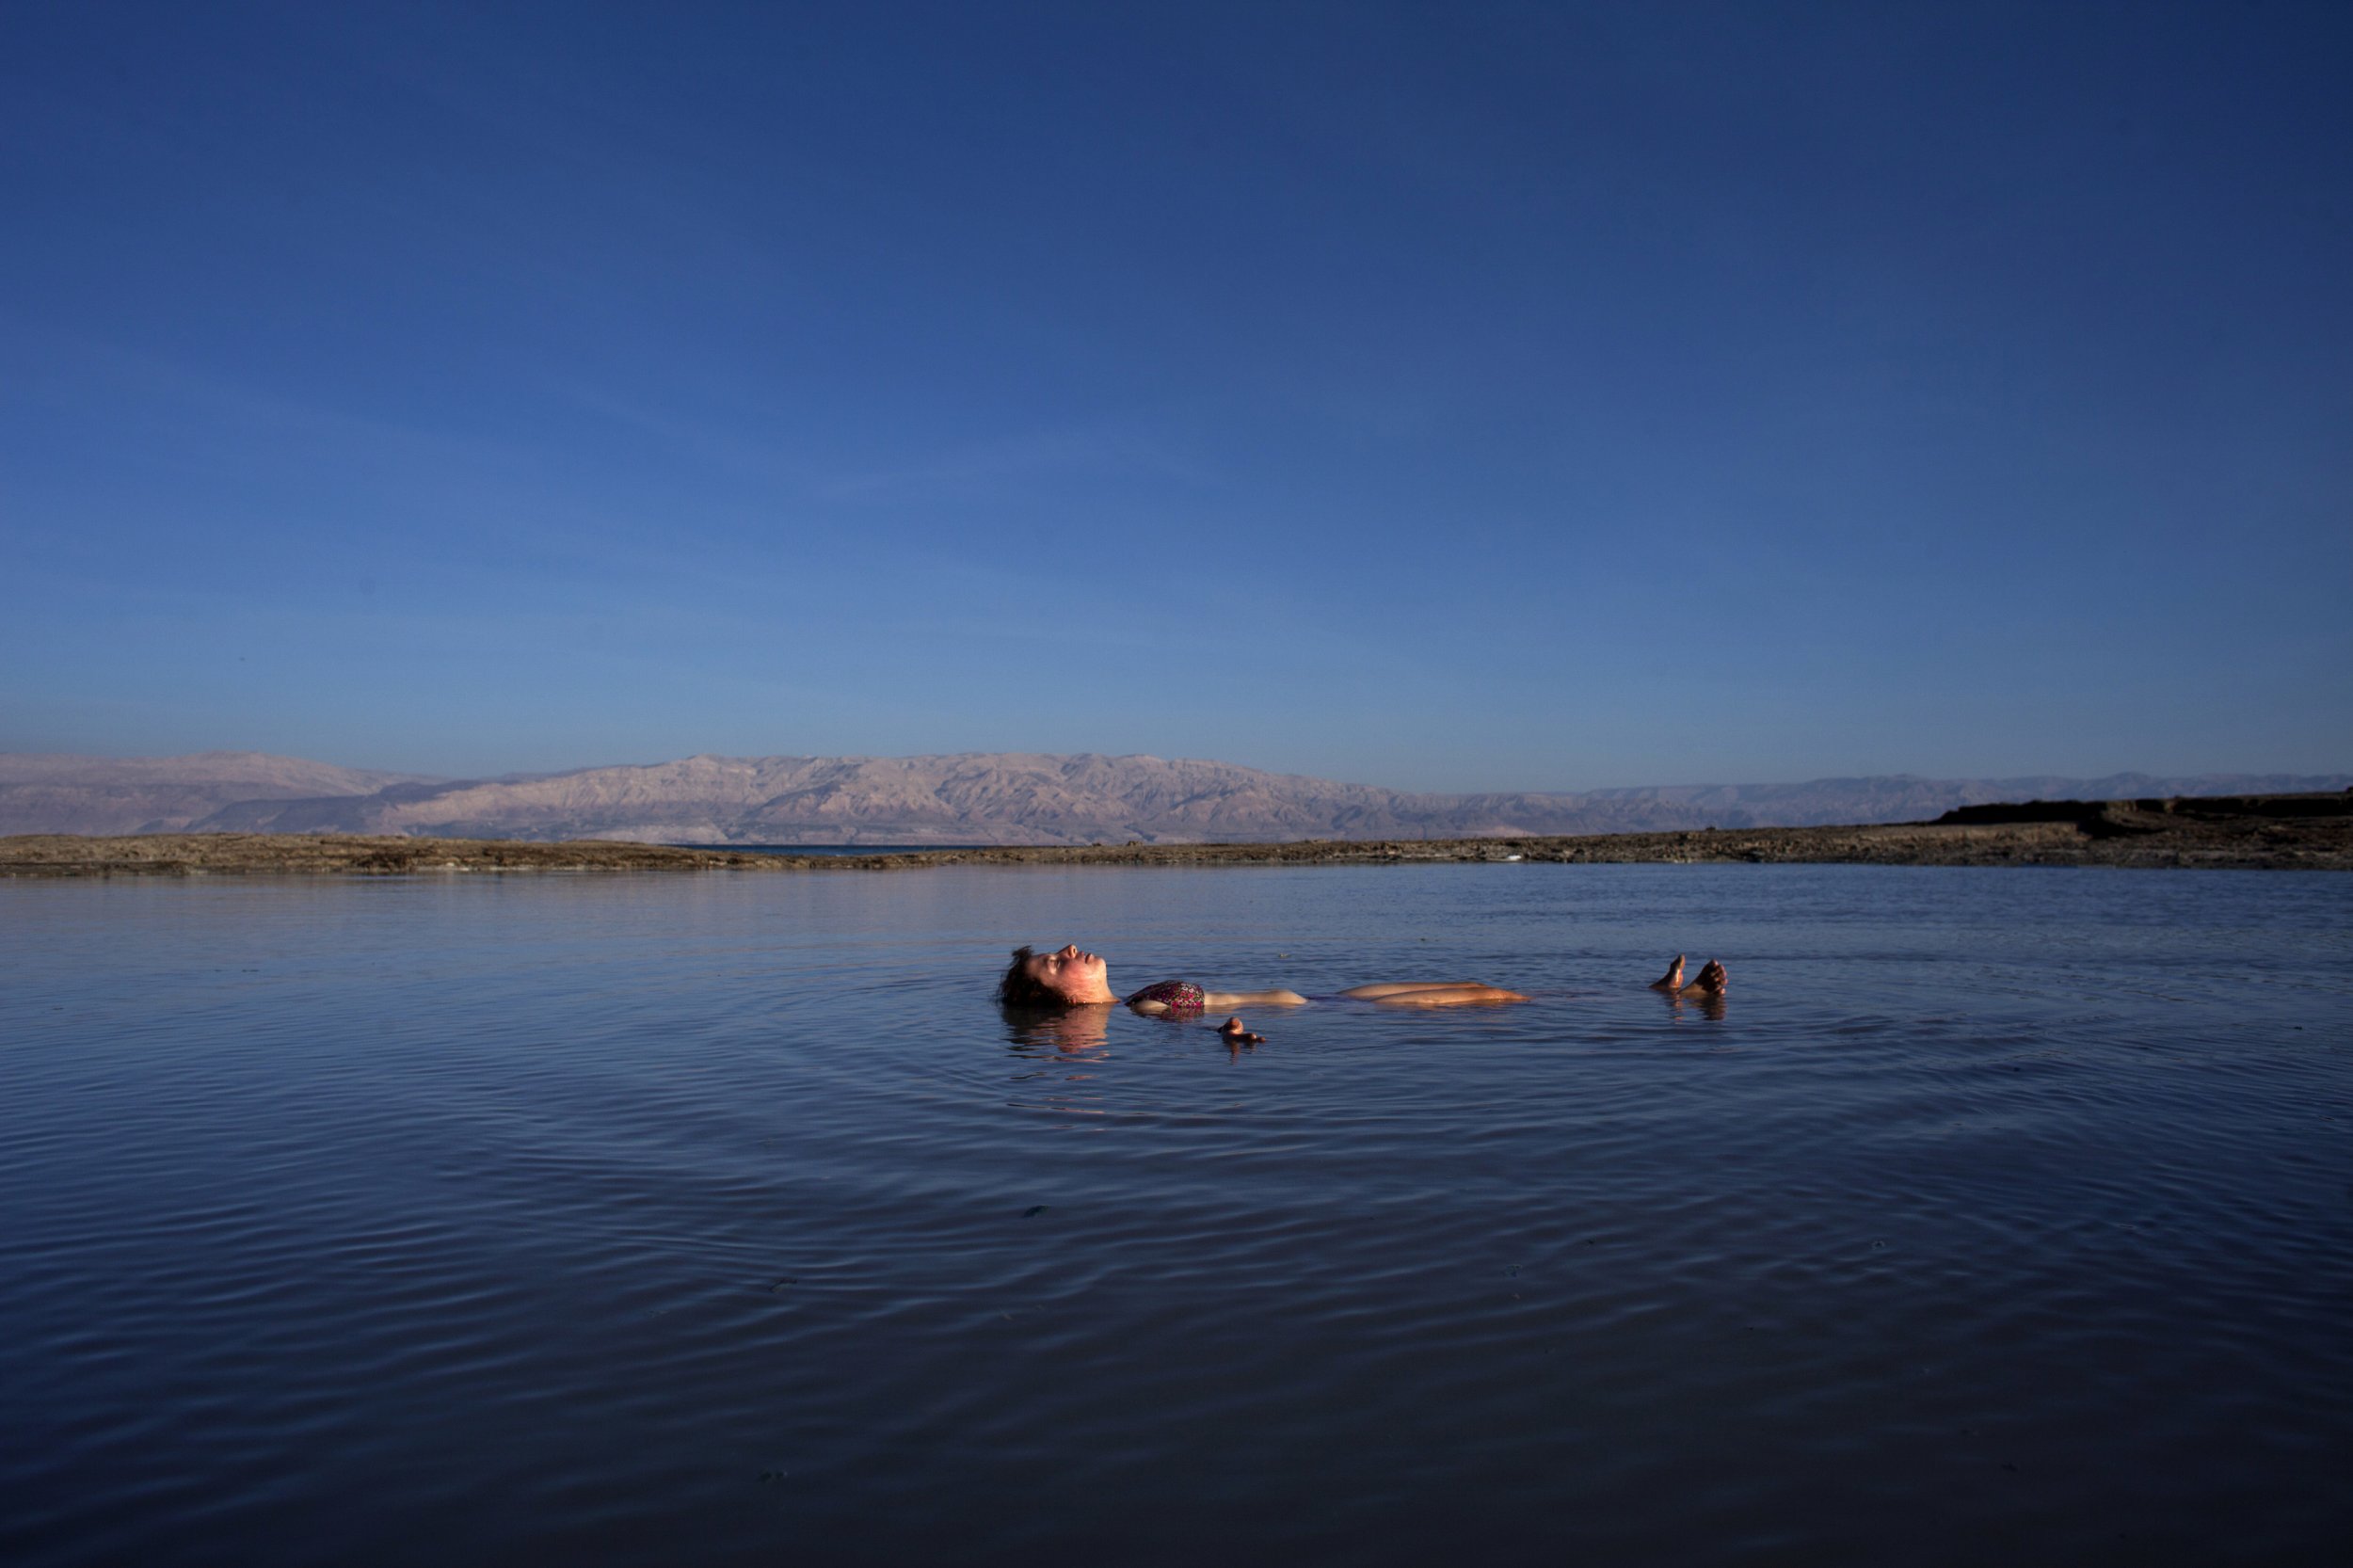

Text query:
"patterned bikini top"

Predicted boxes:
[[1125, 980, 1206, 1012]]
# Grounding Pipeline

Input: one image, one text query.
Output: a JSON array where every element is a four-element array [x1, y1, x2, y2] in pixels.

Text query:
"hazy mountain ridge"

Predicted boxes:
[[0, 751, 440, 838], [6, 751, 2347, 843]]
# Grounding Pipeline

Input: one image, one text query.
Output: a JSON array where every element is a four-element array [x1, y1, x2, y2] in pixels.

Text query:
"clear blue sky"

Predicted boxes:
[[5, 1, 2347, 790]]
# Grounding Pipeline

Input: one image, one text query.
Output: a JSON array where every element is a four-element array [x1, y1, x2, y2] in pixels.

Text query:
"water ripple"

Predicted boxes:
[[2, 867, 2349, 1565]]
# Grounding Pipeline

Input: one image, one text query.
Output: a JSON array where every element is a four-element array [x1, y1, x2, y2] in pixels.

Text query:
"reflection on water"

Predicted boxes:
[[1002, 1002, 1114, 1055], [1662, 987, 1730, 1022], [3, 864, 2350, 1566], [1005, 1002, 1271, 1059]]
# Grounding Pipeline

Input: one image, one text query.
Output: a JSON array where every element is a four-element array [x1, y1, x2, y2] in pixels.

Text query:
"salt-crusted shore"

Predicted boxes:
[[4, 792, 2347, 876]]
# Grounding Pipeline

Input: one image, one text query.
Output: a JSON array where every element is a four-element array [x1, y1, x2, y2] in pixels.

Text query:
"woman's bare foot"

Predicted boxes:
[[1677, 960, 1727, 999], [1650, 954, 1687, 992], [1219, 1016, 1264, 1046]]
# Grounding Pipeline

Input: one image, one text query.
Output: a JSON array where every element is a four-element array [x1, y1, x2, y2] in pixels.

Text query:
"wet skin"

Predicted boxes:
[[1019, 943, 1307, 1012], [1649, 954, 1730, 1000], [1021, 945, 1727, 1012]]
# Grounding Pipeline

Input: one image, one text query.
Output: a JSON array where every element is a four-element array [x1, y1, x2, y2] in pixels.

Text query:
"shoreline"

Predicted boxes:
[[5, 792, 2347, 876]]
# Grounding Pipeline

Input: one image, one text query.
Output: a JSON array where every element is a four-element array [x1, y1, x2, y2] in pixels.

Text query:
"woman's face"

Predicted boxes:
[[1024, 943, 1114, 1003]]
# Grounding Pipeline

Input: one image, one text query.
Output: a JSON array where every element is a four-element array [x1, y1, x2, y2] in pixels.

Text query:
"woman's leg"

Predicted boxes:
[[1369, 984, 1529, 1007], [1339, 981, 1496, 1000]]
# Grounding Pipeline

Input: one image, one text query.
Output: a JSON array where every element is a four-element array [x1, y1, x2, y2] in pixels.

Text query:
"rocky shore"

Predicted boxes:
[[6, 792, 2346, 877]]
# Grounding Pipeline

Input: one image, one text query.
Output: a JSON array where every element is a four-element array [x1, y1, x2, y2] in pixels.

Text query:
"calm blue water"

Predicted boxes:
[[3, 865, 2349, 1566]]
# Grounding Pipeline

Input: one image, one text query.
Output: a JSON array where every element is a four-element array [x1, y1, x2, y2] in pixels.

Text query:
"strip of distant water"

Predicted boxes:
[[674, 843, 995, 856], [2, 865, 2348, 1565]]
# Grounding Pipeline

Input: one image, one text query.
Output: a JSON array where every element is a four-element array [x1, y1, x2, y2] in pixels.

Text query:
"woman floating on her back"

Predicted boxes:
[[998, 943, 1726, 1020]]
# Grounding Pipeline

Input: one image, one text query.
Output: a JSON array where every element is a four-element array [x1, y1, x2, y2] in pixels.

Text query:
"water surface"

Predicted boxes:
[[3, 865, 2349, 1564]]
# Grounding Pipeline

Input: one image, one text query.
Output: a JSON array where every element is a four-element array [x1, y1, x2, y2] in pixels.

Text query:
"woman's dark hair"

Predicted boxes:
[[997, 945, 1067, 1008]]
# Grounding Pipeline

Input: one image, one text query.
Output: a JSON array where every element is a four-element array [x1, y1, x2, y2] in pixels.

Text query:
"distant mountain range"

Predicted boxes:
[[4, 750, 2346, 844], [0, 752, 439, 840]]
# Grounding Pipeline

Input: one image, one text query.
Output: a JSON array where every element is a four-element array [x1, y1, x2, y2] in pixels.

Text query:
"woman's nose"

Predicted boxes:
[[1058, 943, 1080, 957]]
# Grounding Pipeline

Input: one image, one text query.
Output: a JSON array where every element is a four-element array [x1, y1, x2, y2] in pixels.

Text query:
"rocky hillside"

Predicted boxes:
[[0, 751, 438, 838], [5, 750, 2346, 843]]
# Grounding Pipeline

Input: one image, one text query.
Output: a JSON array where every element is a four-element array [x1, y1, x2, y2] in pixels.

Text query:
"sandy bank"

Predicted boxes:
[[5, 792, 2346, 877]]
